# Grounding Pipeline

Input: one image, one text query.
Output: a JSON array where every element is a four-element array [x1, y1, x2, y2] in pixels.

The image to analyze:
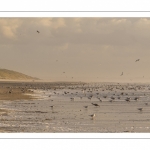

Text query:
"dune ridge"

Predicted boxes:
[[0, 69, 38, 80]]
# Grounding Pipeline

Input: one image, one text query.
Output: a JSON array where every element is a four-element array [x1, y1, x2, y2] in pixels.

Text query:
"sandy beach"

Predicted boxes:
[[0, 81, 150, 133]]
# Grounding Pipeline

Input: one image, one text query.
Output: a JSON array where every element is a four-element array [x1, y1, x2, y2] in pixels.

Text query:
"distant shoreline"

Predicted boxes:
[[0, 80, 150, 101], [1, 79, 150, 84], [0, 81, 84, 100]]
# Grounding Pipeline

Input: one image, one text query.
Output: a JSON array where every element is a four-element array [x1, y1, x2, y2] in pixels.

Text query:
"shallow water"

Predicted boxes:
[[0, 83, 150, 132]]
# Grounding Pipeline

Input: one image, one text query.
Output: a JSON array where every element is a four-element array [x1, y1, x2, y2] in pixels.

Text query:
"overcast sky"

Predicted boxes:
[[0, 18, 150, 82]]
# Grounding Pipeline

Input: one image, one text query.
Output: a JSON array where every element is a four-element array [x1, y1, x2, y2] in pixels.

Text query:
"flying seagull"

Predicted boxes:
[[37, 30, 40, 33], [120, 72, 123, 76], [135, 59, 140, 62]]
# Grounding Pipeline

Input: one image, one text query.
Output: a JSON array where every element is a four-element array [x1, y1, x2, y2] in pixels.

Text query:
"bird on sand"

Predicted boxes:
[[70, 97, 74, 101], [97, 97, 102, 102], [138, 108, 143, 111], [120, 72, 123, 76], [91, 103, 100, 107], [109, 99, 113, 102], [37, 30, 40, 33], [111, 97, 115, 100], [125, 97, 131, 102], [89, 113, 95, 119], [135, 59, 140, 62], [50, 105, 54, 108], [134, 97, 139, 101], [84, 106, 88, 109]]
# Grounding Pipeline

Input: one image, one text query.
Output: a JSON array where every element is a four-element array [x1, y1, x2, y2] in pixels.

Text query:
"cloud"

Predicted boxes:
[[0, 19, 22, 39], [2, 26, 15, 38], [39, 18, 66, 29], [1, 18, 150, 81]]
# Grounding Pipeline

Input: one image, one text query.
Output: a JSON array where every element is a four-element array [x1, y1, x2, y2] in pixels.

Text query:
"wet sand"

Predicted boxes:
[[0, 81, 150, 132]]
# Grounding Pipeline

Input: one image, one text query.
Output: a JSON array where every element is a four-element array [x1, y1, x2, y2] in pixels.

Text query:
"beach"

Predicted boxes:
[[0, 81, 150, 132]]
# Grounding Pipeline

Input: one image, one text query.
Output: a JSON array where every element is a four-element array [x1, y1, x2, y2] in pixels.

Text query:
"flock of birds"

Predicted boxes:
[[0, 81, 150, 132], [0, 30, 145, 132], [40, 82, 149, 121], [36, 29, 143, 121]]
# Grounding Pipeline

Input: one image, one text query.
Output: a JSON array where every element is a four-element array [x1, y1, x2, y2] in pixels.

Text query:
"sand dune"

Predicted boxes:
[[0, 69, 39, 80]]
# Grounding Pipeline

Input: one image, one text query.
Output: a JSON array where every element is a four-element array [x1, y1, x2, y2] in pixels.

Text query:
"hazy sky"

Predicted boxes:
[[0, 18, 150, 82]]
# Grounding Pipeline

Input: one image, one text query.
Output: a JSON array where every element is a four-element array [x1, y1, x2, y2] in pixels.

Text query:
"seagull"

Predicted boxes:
[[37, 30, 40, 33], [138, 108, 143, 111], [125, 97, 131, 102], [50, 105, 54, 109], [120, 72, 123, 76], [84, 106, 88, 109], [135, 59, 140, 62], [111, 97, 115, 100], [89, 113, 95, 119], [70, 97, 74, 101], [88, 96, 93, 100], [109, 99, 113, 102], [97, 97, 102, 102], [134, 97, 139, 101], [91, 103, 100, 107]]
